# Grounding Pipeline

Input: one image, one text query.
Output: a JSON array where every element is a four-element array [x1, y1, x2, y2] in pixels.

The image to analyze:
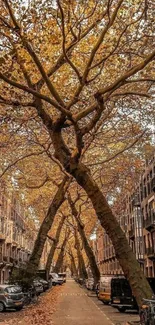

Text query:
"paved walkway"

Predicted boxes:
[[53, 280, 113, 325]]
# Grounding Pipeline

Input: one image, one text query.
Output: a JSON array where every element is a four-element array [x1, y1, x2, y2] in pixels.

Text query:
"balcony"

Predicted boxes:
[[146, 247, 155, 260], [12, 241, 18, 247], [3, 256, 12, 265], [144, 214, 155, 231], [6, 237, 12, 245], [129, 227, 135, 239], [10, 256, 15, 263], [132, 194, 140, 207]]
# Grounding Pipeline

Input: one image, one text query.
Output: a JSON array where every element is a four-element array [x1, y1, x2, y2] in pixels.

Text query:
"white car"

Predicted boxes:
[[86, 278, 94, 290], [49, 273, 64, 286]]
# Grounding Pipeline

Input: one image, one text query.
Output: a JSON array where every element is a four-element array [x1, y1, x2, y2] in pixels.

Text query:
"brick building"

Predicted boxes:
[[95, 153, 155, 277], [0, 183, 36, 283]]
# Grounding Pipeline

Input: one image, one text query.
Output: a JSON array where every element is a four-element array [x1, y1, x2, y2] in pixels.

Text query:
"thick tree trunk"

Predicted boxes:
[[72, 163, 152, 306], [53, 250, 65, 274], [26, 176, 69, 275], [52, 131, 152, 307], [69, 251, 78, 277], [53, 233, 68, 273], [46, 214, 66, 279], [68, 195, 100, 285], [75, 231, 88, 280]]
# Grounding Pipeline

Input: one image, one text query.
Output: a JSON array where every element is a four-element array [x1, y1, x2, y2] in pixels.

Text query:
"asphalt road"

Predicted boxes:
[[87, 290, 139, 325], [53, 280, 140, 325], [53, 280, 113, 325]]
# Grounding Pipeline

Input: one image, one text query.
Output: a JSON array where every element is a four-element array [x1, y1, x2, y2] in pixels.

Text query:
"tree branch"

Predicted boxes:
[[57, 0, 82, 83], [87, 130, 147, 166], [97, 49, 155, 97]]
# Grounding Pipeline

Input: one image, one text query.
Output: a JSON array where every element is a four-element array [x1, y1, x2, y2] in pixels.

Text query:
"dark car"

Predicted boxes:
[[111, 276, 155, 312], [33, 280, 44, 295], [111, 276, 137, 312], [0, 285, 24, 312], [36, 278, 50, 291]]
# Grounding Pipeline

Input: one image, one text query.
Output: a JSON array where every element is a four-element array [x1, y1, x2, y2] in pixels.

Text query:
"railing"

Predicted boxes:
[[146, 247, 155, 258], [144, 214, 155, 230]]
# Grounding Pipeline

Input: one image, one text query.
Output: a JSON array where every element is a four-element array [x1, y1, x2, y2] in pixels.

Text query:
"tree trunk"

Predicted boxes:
[[53, 233, 68, 273], [69, 251, 78, 277], [68, 195, 100, 285], [53, 250, 65, 274], [73, 163, 153, 306], [26, 176, 69, 275], [52, 131, 152, 307], [75, 231, 88, 280], [46, 214, 66, 279]]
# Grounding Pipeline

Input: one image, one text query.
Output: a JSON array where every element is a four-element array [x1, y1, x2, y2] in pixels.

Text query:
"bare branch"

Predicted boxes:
[[111, 91, 151, 98], [0, 148, 50, 178], [57, 0, 82, 83], [0, 95, 35, 107], [24, 175, 51, 189], [47, 235, 56, 242], [87, 130, 147, 167], [36, 9, 107, 90], [97, 49, 155, 97], [0, 72, 60, 110]]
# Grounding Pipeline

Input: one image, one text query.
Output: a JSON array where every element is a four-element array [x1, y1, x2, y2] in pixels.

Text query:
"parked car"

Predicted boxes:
[[95, 282, 99, 296], [49, 273, 64, 286], [86, 278, 94, 291], [111, 276, 155, 312], [36, 269, 48, 281], [0, 285, 24, 312], [32, 280, 44, 295], [58, 273, 66, 283], [98, 275, 113, 304], [36, 278, 49, 291]]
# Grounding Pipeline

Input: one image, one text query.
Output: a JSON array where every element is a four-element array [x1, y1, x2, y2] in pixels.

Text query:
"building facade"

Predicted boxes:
[[0, 183, 36, 283], [96, 153, 155, 277]]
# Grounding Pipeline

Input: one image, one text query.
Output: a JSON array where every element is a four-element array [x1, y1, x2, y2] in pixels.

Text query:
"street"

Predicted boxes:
[[0, 280, 140, 325], [53, 279, 112, 325], [53, 280, 139, 325]]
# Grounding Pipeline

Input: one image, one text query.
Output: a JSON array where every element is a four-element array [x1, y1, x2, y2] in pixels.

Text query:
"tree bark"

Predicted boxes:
[[53, 232, 69, 274], [53, 250, 65, 274], [46, 214, 66, 279], [69, 251, 78, 277], [75, 230, 88, 280], [26, 176, 69, 275], [68, 195, 100, 285], [52, 130, 152, 307]]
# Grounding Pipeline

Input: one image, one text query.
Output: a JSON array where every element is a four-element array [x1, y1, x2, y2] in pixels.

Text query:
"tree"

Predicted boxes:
[[0, 0, 154, 306], [46, 214, 66, 278], [68, 249, 78, 278], [53, 228, 70, 274], [68, 193, 100, 285], [74, 229, 88, 280], [26, 176, 70, 274]]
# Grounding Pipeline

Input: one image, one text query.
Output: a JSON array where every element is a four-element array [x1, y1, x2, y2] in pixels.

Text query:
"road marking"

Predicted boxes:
[[88, 295, 114, 325]]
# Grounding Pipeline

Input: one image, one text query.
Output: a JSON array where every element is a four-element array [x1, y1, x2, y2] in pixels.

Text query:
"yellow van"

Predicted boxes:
[[98, 275, 113, 304]]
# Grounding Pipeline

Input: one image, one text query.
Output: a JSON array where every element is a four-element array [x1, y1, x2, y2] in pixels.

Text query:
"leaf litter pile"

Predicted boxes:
[[1, 285, 64, 325]]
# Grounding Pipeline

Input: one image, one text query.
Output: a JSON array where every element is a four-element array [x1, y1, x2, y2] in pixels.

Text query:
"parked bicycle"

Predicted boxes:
[[140, 298, 155, 325], [23, 286, 38, 305]]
